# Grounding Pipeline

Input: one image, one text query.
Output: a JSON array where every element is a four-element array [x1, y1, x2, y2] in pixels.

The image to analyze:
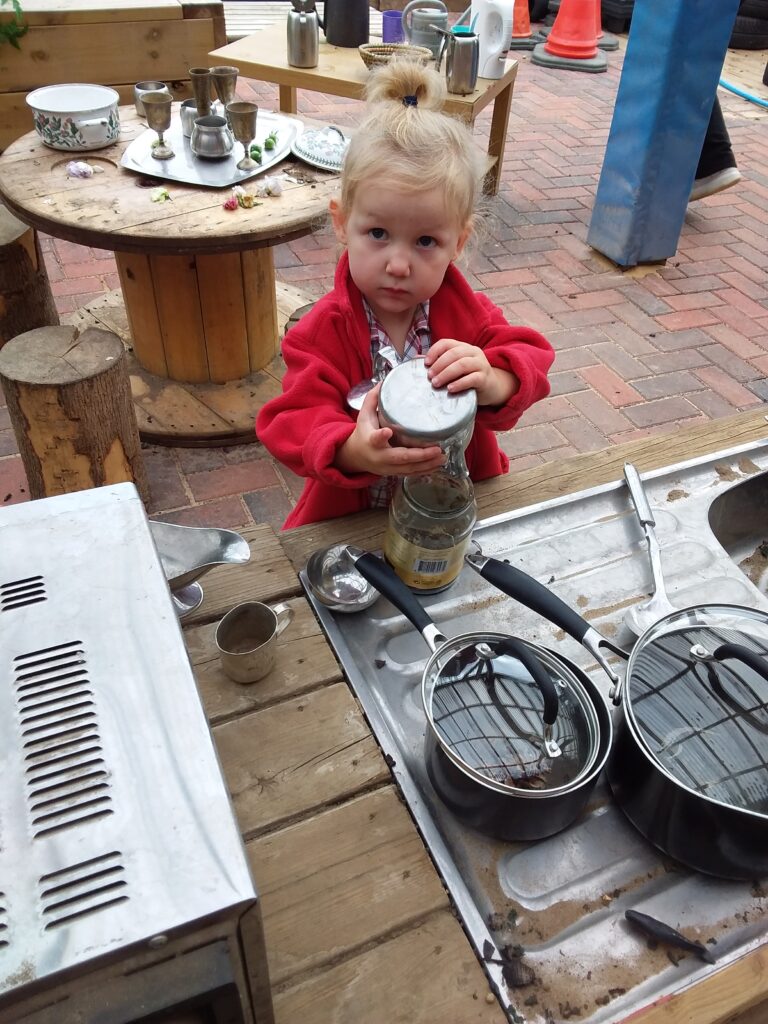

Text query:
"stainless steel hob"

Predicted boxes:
[[0, 484, 273, 1024], [303, 441, 768, 1024]]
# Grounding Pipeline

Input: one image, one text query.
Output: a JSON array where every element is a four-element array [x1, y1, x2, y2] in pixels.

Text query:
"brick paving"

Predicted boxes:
[[1, 43, 767, 533]]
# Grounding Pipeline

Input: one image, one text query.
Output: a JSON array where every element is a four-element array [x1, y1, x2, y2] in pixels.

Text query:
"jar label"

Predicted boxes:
[[384, 525, 469, 590]]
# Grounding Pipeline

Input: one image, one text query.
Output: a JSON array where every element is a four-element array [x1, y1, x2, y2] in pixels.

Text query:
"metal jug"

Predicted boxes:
[[436, 26, 479, 95], [319, 0, 369, 47], [287, 0, 320, 68]]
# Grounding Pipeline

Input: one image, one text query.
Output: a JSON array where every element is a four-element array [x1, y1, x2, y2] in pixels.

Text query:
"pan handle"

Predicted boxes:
[[488, 637, 561, 758], [693, 642, 768, 688], [465, 548, 628, 703], [352, 550, 447, 654]]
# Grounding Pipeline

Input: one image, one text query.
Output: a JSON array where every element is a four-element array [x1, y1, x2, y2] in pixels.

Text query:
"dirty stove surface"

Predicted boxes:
[[302, 441, 768, 1024]]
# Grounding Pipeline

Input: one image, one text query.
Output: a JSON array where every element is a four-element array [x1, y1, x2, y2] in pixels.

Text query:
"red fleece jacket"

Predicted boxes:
[[257, 252, 554, 529]]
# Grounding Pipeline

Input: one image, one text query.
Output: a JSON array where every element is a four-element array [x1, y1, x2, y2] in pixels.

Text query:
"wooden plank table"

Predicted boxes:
[[187, 409, 768, 1024], [210, 20, 519, 196], [0, 105, 335, 445]]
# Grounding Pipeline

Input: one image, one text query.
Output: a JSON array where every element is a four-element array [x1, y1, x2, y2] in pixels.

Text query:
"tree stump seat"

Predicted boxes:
[[0, 325, 148, 501], [0, 207, 59, 350]]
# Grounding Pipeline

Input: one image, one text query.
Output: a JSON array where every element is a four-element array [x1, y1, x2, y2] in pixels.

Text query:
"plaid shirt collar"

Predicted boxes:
[[363, 299, 431, 368]]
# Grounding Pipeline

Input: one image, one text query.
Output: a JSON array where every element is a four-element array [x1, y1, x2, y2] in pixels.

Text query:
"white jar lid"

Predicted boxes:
[[378, 357, 477, 444]]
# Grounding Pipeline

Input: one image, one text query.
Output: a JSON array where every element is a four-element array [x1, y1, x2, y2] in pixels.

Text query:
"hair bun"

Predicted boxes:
[[365, 60, 447, 111]]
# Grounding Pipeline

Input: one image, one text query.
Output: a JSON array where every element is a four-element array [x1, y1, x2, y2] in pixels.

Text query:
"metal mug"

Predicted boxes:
[[180, 98, 198, 137], [134, 80, 171, 117], [215, 601, 294, 684]]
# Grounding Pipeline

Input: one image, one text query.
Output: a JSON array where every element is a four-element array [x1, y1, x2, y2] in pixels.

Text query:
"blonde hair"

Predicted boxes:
[[340, 61, 485, 232]]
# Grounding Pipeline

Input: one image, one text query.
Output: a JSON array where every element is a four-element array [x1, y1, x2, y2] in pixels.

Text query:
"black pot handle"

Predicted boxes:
[[465, 548, 628, 700], [352, 550, 447, 654], [704, 642, 768, 687], [492, 636, 559, 726], [480, 558, 591, 644]]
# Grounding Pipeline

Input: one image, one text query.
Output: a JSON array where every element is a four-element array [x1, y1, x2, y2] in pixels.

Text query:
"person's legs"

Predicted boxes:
[[690, 94, 742, 201], [695, 95, 737, 178]]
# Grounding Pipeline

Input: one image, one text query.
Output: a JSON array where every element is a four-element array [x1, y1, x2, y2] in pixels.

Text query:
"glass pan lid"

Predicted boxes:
[[426, 637, 598, 793]]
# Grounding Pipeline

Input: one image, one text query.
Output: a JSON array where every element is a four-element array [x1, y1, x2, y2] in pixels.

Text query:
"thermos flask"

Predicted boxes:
[[287, 0, 320, 68]]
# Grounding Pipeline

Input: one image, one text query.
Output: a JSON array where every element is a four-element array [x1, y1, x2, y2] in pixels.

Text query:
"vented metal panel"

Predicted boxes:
[[0, 484, 257, 1003]]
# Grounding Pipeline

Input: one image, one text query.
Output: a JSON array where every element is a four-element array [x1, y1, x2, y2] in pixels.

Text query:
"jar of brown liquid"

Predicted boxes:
[[378, 358, 477, 593]]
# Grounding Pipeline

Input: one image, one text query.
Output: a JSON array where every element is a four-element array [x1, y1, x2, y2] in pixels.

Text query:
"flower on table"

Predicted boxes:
[[224, 185, 264, 210], [151, 186, 171, 203], [66, 160, 95, 178]]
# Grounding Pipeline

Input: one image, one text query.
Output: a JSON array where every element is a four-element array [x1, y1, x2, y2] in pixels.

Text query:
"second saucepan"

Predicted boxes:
[[465, 545, 768, 879], [353, 550, 612, 842]]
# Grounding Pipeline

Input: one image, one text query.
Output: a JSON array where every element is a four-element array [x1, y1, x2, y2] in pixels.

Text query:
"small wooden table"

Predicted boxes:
[[0, 106, 338, 445], [210, 22, 519, 196], [186, 409, 768, 1024]]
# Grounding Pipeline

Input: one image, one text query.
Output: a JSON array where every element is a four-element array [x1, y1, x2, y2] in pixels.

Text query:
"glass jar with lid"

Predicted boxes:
[[378, 357, 477, 593]]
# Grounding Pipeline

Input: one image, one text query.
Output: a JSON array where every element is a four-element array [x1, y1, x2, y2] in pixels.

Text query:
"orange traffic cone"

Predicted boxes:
[[532, 0, 607, 72], [508, 0, 537, 50]]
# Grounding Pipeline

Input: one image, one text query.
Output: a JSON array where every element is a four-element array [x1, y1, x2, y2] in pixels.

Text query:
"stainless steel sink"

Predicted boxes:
[[708, 470, 768, 596], [304, 438, 768, 1024]]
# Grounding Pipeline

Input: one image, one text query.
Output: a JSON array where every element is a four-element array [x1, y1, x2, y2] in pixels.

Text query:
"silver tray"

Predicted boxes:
[[290, 125, 349, 172], [304, 439, 768, 1024], [121, 110, 302, 188]]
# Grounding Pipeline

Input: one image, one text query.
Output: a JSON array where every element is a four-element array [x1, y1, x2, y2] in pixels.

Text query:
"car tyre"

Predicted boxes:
[[730, 14, 768, 46]]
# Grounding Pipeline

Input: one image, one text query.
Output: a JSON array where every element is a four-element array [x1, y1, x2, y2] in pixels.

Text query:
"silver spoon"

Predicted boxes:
[[622, 463, 678, 636], [347, 344, 398, 411]]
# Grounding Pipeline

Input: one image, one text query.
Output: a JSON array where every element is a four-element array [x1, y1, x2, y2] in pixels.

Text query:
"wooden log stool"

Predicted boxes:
[[0, 207, 59, 350], [0, 325, 149, 501]]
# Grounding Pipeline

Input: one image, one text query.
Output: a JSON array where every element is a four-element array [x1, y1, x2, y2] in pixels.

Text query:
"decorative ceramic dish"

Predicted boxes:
[[121, 109, 302, 188], [27, 84, 120, 151], [290, 126, 349, 173], [358, 43, 433, 69]]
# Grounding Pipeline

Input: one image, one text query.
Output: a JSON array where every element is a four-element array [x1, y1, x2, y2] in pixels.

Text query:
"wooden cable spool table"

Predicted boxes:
[[0, 105, 338, 445]]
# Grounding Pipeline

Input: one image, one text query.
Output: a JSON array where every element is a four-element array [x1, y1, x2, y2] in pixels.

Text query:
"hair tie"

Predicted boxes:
[[402, 94, 418, 107]]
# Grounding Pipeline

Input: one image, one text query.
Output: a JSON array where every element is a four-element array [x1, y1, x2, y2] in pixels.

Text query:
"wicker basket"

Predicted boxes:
[[358, 43, 434, 69]]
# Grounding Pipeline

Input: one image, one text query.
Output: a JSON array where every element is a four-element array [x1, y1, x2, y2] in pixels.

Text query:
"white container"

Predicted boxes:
[[471, 0, 513, 79], [26, 83, 120, 151]]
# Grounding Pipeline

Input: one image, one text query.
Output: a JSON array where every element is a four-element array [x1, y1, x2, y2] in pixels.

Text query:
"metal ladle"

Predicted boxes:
[[304, 543, 380, 613], [346, 344, 398, 411]]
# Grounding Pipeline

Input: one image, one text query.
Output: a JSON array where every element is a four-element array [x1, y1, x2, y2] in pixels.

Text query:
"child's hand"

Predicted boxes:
[[425, 338, 518, 407], [335, 385, 446, 477]]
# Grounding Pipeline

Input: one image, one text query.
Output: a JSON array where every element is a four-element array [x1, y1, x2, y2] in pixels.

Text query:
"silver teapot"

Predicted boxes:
[[287, 0, 320, 68], [436, 26, 479, 96]]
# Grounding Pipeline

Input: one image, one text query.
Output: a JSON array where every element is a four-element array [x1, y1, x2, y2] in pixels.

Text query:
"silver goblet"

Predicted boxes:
[[210, 65, 239, 108], [188, 67, 212, 118], [226, 101, 259, 170], [142, 91, 174, 160]]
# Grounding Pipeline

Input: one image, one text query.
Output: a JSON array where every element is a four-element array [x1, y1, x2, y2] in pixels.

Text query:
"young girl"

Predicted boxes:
[[257, 60, 554, 529]]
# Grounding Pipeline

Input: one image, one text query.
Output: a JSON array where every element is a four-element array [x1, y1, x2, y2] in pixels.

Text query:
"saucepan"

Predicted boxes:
[[465, 545, 768, 879], [353, 550, 613, 841]]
